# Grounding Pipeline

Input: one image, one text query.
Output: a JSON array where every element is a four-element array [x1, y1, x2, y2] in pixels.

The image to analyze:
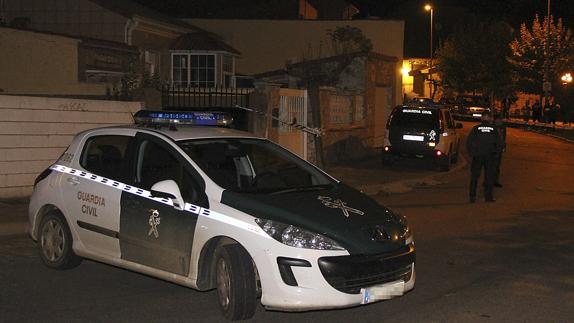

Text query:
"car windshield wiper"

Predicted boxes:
[[268, 184, 333, 195]]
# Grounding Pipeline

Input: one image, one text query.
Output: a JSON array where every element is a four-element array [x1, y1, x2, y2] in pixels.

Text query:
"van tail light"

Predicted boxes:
[[34, 168, 53, 188], [435, 150, 443, 157]]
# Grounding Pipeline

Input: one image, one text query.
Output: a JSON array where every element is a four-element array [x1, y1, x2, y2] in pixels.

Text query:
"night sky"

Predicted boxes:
[[135, 0, 574, 57]]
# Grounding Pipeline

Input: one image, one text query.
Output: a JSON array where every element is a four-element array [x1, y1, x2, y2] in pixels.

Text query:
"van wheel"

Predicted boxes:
[[38, 212, 82, 269], [439, 153, 451, 172], [215, 244, 257, 321], [382, 155, 394, 166]]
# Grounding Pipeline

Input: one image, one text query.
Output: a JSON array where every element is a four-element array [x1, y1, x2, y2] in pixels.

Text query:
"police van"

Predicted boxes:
[[29, 111, 415, 320], [382, 104, 462, 171]]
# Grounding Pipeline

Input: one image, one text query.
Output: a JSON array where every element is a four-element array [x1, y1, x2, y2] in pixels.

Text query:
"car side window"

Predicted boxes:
[[80, 135, 131, 181], [135, 139, 202, 203]]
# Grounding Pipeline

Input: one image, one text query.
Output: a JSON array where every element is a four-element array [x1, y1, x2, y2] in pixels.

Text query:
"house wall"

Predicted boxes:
[[0, 27, 107, 96], [0, 95, 142, 198], [2, 0, 127, 43], [187, 19, 404, 106]]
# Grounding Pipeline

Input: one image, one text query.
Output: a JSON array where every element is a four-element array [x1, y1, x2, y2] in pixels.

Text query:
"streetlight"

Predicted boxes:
[[424, 4, 433, 67], [561, 73, 572, 85], [425, 4, 434, 98]]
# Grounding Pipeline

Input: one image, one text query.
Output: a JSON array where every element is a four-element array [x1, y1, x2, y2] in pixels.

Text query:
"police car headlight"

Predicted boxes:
[[255, 218, 345, 250]]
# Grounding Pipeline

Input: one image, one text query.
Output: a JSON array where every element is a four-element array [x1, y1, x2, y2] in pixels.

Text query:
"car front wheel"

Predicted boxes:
[[215, 244, 257, 321], [38, 211, 82, 269]]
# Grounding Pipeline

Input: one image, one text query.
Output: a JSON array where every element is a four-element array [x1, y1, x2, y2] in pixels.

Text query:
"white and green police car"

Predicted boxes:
[[29, 111, 415, 321]]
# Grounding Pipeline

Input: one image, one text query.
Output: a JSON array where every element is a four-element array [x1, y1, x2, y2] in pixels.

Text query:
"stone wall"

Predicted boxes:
[[0, 95, 142, 198]]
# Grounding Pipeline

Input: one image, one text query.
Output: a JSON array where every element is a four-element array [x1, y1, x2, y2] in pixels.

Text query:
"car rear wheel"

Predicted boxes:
[[215, 244, 257, 321], [382, 154, 395, 166], [438, 153, 451, 172], [38, 211, 82, 269]]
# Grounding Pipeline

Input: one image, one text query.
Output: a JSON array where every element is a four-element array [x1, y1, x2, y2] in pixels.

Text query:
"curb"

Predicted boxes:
[[505, 120, 574, 144], [361, 154, 469, 196]]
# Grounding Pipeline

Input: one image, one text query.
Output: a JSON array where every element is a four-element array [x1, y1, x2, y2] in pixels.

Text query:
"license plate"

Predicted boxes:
[[361, 280, 405, 304], [472, 113, 482, 117], [402, 135, 424, 142]]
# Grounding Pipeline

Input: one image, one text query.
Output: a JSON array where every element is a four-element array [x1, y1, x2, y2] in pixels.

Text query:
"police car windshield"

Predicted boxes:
[[178, 138, 335, 194], [391, 108, 437, 129]]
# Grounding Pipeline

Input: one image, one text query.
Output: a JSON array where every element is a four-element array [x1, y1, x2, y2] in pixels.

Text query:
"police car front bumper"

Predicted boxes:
[[254, 243, 416, 311]]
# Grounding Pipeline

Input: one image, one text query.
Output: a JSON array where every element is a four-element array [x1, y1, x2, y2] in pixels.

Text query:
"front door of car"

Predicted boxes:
[[119, 133, 207, 276], [60, 134, 133, 259]]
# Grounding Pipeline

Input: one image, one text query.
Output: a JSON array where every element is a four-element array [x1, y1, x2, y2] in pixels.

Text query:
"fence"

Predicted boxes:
[[161, 85, 252, 110]]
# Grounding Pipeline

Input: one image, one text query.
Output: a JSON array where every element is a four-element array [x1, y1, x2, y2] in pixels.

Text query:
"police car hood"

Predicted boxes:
[[221, 183, 407, 255]]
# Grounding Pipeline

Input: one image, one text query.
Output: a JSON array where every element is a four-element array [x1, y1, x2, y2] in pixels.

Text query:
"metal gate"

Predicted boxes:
[[278, 88, 308, 159]]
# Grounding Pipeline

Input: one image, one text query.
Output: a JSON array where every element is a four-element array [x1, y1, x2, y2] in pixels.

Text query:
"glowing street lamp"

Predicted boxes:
[[561, 72, 572, 85]]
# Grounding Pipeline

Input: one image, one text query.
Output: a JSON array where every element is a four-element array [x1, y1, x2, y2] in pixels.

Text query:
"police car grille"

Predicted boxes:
[[327, 265, 412, 294], [318, 245, 415, 294]]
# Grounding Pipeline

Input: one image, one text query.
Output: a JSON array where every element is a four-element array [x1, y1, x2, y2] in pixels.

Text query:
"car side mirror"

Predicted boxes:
[[456, 123, 463, 129], [151, 180, 185, 211]]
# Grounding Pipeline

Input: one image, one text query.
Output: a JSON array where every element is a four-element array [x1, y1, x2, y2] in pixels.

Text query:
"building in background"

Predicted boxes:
[[187, 19, 404, 107], [0, 0, 240, 94]]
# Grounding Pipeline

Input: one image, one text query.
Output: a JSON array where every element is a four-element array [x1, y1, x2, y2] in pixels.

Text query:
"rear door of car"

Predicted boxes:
[[119, 132, 208, 276], [441, 110, 459, 153], [60, 131, 134, 258], [388, 107, 439, 153]]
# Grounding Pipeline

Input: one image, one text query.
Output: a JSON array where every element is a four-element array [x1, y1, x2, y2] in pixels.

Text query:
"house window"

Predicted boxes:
[[171, 53, 216, 88], [173, 54, 189, 87], [222, 55, 234, 88], [191, 54, 215, 87], [144, 50, 160, 76]]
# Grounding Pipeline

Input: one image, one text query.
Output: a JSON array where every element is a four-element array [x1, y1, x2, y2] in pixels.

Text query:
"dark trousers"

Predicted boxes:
[[470, 155, 495, 200], [494, 152, 502, 184]]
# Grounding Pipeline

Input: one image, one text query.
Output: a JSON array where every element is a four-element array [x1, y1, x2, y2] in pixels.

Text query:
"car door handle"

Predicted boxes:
[[67, 177, 81, 186]]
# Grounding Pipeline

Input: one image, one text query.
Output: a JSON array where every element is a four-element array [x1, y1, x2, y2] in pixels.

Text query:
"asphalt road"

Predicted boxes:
[[1, 123, 573, 322]]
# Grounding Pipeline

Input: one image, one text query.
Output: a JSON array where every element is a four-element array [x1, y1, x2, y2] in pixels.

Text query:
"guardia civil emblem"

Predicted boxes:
[[148, 209, 161, 238], [318, 196, 365, 218]]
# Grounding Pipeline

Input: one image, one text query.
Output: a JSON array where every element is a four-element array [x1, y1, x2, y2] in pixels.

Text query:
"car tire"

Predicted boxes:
[[215, 244, 257, 321], [38, 211, 82, 269], [382, 155, 394, 166], [439, 153, 451, 172]]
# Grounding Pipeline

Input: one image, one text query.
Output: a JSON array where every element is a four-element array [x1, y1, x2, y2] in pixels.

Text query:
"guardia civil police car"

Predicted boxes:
[[382, 104, 462, 171], [29, 111, 415, 321]]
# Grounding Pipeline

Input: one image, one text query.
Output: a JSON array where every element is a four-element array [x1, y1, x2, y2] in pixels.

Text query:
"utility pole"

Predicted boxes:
[[542, 0, 551, 118]]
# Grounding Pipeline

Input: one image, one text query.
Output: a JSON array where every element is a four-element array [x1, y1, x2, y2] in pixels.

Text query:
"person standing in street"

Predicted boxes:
[[523, 101, 531, 122], [532, 100, 542, 122], [466, 112, 501, 203], [493, 114, 506, 187]]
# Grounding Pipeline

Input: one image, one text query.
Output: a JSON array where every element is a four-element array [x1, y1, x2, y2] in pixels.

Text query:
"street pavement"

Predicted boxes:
[[1, 122, 573, 322]]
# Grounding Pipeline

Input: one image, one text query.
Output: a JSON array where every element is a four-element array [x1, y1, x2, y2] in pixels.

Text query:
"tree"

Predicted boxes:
[[509, 15, 574, 95], [328, 25, 373, 56], [436, 18, 515, 100]]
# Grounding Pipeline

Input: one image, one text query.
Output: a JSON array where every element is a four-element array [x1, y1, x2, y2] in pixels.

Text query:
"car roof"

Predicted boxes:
[[81, 124, 262, 141], [397, 104, 444, 110]]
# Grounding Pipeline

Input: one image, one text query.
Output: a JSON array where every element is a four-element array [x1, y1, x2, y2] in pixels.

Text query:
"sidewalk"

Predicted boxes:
[[0, 198, 29, 238], [327, 154, 467, 196], [505, 118, 574, 142]]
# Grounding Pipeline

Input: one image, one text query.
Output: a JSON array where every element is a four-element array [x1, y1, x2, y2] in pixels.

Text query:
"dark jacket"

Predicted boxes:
[[466, 122, 501, 157]]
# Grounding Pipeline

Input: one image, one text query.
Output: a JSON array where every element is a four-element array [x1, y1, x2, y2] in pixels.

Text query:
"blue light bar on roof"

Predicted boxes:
[[134, 110, 233, 126]]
